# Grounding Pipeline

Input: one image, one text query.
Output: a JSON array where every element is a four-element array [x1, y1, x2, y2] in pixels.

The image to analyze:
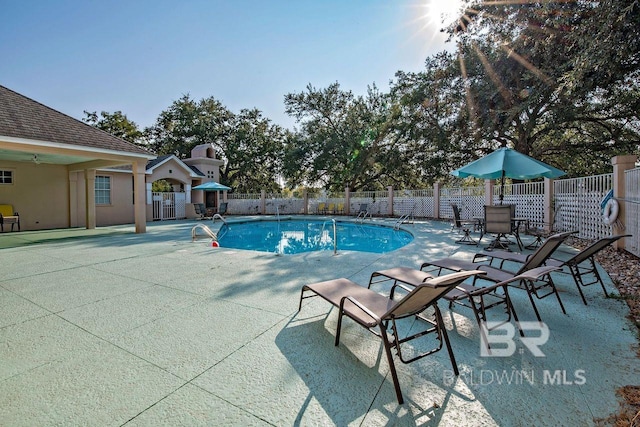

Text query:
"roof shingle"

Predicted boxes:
[[0, 85, 151, 156]]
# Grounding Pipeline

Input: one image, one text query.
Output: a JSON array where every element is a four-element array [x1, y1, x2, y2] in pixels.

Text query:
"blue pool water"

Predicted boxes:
[[216, 219, 413, 254]]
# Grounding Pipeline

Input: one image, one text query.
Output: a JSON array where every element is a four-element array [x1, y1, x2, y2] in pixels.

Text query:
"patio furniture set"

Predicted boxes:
[[297, 226, 628, 404]]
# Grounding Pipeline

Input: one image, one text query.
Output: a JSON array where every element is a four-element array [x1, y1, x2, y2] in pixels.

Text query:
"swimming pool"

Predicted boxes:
[[216, 218, 413, 254]]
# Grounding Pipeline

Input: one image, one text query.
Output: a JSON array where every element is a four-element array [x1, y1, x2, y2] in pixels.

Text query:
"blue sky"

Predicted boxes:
[[1, 0, 457, 131]]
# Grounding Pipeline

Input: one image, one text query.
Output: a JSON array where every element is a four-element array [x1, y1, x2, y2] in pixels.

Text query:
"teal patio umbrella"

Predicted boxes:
[[193, 181, 231, 191], [451, 147, 566, 203]]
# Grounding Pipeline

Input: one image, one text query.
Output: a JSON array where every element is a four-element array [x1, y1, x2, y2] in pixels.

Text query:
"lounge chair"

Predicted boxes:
[[0, 204, 20, 232], [545, 234, 631, 304], [472, 232, 624, 305], [317, 202, 326, 214], [421, 232, 572, 322], [298, 270, 485, 404], [368, 265, 559, 350], [336, 202, 345, 215], [326, 202, 336, 215], [451, 203, 479, 245]]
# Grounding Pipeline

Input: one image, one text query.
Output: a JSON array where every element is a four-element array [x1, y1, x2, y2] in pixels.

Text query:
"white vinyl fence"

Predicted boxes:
[[223, 167, 639, 255]]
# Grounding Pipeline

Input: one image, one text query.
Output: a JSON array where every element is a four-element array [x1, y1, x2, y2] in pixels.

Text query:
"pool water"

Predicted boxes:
[[216, 219, 413, 254]]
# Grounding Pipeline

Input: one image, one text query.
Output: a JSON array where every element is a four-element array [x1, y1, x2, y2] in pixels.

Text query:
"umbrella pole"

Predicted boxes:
[[499, 172, 505, 205]]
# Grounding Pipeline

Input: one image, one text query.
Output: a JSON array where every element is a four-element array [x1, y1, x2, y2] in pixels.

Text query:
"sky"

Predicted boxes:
[[1, 0, 459, 131]]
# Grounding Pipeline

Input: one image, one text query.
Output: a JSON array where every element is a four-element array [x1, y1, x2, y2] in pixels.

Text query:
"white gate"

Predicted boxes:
[[152, 192, 186, 221]]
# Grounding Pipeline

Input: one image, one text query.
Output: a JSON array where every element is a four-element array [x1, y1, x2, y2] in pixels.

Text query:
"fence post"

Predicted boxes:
[[388, 186, 394, 217], [612, 155, 638, 250], [484, 180, 493, 206], [544, 178, 554, 233], [434, 182, 440, 218], [303, 189, 308, 214], [345, 187, 351, 216], [260, 190, 266, 215]]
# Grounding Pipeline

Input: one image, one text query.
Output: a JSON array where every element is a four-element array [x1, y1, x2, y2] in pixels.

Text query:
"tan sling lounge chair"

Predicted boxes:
[[476, 234, 630, 305], [421, 232, 572, 322], [298, 270, 485, 404]]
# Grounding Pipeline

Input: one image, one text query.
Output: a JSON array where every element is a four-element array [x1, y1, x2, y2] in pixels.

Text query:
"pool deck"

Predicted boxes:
[[1, 217, 638, 426]]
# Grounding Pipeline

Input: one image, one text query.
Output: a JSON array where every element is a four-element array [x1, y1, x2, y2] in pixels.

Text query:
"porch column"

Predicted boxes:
[[612, 154, 638, 249], [69, 171, 78, 227], [84, 169, 96, 230], [133, 161, 147, 233], [303, 189, 309, 214], [434, 182, 440, 219], [260, 190, 266, 214], [387, 186, 394, 217]]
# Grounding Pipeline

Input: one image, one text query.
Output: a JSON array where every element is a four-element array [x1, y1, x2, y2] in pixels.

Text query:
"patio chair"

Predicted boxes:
[[298, 270, 485, 404], [336, 202, 345, 215], [217, 202, 228, 216], [326, 202, 336, 214], [420, 232, 572, 322], [0, 204, 20, 232], [483, 205, 521, 251], [355, 203, 370, 221], [317, 202, 326, 214], [544, 234, 632, 305], [193, 203, 209, 220], [451, 203, 479, 245]]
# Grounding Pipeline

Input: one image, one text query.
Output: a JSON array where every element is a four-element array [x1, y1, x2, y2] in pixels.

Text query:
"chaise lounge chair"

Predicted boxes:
[[368, 265, 559, 351], [298, 270, 485, 404], [473, 233, 628, 305], [420, 232, 573, 322]]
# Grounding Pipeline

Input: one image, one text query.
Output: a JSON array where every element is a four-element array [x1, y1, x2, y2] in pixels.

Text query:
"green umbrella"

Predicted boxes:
[[193, 181, 231, 191], [451, 147, 565, 203]]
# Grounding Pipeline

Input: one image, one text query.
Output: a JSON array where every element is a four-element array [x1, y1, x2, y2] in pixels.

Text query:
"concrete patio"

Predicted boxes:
[[0, 219, 638, 426]]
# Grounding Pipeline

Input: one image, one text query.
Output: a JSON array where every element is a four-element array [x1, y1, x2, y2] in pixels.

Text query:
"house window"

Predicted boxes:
[[0, 170, 13, 184], [95, 175, 111, 205]]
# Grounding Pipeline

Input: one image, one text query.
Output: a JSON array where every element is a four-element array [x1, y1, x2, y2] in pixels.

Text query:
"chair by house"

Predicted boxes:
[[421, 232, 572, 322], [298, 270, 484, 404], [0, 204, 20, 232], [451, 203, 479, 245]]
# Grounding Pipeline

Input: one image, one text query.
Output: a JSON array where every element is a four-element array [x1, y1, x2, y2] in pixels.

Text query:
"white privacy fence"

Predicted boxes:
[[223, 163, 638, 254], [625, 167, 640, 257]]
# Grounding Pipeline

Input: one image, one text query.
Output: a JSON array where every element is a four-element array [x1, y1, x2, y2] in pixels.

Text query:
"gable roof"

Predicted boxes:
[[0, 85, 150, 156]]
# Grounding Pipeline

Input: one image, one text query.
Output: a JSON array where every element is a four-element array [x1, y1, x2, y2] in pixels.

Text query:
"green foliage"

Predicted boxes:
[[83, 110, 145, 147], [145, 95, 286, 192]]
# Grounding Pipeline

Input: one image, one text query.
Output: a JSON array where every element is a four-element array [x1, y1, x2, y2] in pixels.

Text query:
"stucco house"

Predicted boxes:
[[0, 85, 224, 233]]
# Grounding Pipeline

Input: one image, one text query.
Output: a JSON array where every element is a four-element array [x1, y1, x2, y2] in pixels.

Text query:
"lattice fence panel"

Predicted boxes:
[[554, 174, 613, 239], [393, 189, 434, 218], [439, 186, 484, 219], [350, 191, 388, 216]]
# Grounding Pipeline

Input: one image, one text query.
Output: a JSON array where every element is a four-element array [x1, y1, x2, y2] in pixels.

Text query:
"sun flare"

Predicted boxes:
[[425, 0, 466, 28]]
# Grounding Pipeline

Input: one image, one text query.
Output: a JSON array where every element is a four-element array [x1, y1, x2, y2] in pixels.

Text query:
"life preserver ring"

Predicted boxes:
[[603, 199, 619, 225]]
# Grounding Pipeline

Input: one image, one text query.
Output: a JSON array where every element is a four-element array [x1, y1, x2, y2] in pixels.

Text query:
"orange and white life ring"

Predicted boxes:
[[603, 198, 619, 225]]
